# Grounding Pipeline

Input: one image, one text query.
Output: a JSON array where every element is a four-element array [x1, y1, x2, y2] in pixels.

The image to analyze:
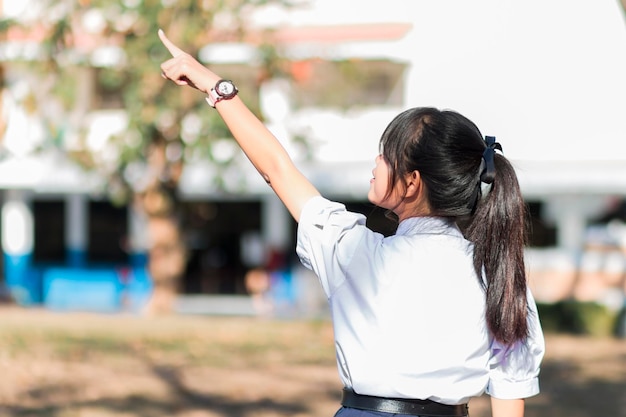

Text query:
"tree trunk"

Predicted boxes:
[[143, 214, 187, 315], [140, 137, 186, 315]]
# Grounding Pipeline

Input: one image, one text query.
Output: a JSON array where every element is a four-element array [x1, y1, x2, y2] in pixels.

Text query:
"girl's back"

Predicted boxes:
[[298, 197, 490, 404]]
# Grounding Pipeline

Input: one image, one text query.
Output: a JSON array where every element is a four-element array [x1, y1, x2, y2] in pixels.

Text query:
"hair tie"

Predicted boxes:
[[479, 136, 502, 184]]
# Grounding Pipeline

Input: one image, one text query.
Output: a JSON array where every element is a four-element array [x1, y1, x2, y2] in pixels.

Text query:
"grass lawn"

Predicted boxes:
[[0, 306, 624, 417]]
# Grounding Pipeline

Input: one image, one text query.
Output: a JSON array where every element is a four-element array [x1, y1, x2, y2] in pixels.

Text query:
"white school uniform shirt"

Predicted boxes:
[[296, 196, 545, 405]]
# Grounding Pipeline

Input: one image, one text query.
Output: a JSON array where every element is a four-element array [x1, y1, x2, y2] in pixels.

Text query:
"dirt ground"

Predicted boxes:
[[0, 307, 625, 417]]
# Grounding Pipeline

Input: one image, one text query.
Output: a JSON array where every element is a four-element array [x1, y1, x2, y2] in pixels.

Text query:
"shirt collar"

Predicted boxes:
[[395, 216, 463, 238]]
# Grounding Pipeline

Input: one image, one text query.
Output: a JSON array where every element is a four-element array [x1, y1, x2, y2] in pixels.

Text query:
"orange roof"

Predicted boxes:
[[2, 22, 411, 50], [270, 23, 412, 44]]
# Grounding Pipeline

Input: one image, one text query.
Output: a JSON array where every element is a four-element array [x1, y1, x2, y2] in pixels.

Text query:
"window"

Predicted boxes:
[[290, 59, 407, 109], [344, 200, 397, 237], [527, 201, 557, 247], [181, 200, 265, 294], [88, 201, 128, 264], [33, 200, 65, 263]]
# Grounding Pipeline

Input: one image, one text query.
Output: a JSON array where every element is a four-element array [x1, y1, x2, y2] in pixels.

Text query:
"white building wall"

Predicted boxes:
[[1, 0, 626, 309]]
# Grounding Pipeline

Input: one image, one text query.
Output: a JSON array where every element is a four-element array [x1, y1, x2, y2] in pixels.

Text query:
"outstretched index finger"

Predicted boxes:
[[158, 29, 185, 57]]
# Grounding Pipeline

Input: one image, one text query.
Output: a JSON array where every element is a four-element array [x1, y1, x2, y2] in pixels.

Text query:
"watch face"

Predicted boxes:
[[216, 80, 236, 97]]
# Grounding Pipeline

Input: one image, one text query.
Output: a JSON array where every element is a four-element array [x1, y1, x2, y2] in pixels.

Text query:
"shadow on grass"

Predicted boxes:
[[0, 347, 340, 417], [1, 395, 308, 417], [1, 379, 313, 417], [525, 353, 626, 417]]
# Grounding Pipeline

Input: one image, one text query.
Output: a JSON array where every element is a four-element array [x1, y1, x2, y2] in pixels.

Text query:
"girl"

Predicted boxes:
[[158, 29, 544, 417]]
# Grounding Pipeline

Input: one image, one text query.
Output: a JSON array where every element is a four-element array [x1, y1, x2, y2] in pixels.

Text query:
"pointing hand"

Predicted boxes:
[[158, 29, 218, 94]]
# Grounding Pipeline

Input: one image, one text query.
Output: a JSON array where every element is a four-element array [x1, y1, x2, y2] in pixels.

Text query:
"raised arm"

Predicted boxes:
[[490, 398, 524, 417], [158, 30, 320, 222]]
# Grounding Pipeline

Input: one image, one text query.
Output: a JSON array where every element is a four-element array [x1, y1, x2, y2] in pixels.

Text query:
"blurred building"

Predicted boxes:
[[1, 0, 626, 314]]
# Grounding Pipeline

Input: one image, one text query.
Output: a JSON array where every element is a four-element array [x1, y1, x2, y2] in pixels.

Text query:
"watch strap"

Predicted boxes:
[[206, 79, 237, 108], [206, 88, 222, 108]]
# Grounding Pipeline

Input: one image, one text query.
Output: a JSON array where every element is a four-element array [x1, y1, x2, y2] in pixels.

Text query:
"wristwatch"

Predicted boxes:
[[206, 79, 238, 107]]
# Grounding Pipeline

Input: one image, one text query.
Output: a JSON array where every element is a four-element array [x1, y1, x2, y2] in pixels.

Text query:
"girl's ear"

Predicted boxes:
[[404, 170, 423, 199]]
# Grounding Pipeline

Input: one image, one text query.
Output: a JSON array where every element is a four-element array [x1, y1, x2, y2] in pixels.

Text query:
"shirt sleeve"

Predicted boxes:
[[296, 195, 369, 297], [486, 289, 546, 399]]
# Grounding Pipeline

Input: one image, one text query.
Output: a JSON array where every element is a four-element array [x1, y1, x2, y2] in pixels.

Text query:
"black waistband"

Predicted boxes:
[[341, 388, 468, 417]]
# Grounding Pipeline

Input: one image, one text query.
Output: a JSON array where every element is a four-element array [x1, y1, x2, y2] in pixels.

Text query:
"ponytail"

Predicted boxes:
[[466, 155, 529, 345], [379, 107, 531, 345]]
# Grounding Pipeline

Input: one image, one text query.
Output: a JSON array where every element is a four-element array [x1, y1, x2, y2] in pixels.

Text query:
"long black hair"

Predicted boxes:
[[379, 107, 529, 345]]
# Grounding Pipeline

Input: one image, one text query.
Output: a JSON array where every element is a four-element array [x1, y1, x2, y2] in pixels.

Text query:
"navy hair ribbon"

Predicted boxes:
[[479, 136, 502, 184]]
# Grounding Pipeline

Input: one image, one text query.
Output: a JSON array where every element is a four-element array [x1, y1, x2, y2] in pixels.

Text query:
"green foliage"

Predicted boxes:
[[0, 0, 297, 203], [537, 301, 620, 337]]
